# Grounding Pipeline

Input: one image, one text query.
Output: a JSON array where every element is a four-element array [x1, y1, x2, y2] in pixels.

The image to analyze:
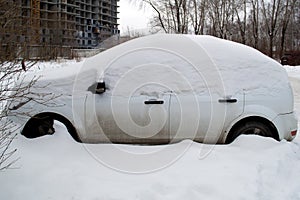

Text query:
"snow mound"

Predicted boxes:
[[284, 65, 300, 79], [1, 120, 300, 200], [230, 135, 280, 150]]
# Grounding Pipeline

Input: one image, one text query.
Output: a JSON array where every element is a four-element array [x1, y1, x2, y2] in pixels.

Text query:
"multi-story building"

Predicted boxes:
[[20, 0, 119, 49], [75, 0, 119, 48]]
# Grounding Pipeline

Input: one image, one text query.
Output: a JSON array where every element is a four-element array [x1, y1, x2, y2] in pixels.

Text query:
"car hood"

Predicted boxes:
[[20, 62, 98, 96]]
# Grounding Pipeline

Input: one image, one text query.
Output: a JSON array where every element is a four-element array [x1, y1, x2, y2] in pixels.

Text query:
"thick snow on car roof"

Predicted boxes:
[[27, 34, 289, 97], [83, 34, 289, 97]]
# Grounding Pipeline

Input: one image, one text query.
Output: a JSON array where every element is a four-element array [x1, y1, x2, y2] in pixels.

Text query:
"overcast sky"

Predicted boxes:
[[118, 0, 153, 35]]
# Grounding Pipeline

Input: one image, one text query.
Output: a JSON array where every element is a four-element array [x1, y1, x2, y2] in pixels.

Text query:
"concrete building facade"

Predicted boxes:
[[20, 0, 119, 49]]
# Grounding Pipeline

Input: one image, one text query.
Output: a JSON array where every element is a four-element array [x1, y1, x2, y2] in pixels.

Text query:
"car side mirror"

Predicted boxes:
[[95, 82, 106, 94]]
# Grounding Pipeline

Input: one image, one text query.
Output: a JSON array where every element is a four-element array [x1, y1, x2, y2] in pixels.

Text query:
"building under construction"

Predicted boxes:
[[20, 0, 119, 49]]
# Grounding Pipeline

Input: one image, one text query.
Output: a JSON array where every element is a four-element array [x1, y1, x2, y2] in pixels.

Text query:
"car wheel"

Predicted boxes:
[[37, 117, 55, 136], [226, 121, 275, 144], [23, 116, 55, 138]]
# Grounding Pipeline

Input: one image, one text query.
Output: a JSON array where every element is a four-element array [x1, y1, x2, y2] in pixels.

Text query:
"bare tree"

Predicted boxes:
[[189, 0, 207, 35], [233, 0, 247, 44], [0, 60, 36, 170], [142, 0, 190, 34], [0, 59, 60, 171], [288, 0, 300, 52], [0, 0, 57, 170], [278, 0, 297, 57], [130, 0, 299, 61], [207, 0, 235, 39], [248, 0, 260, 49], [146, 0, 170, 33], [1, 1, 31, 170], [260, 0, 284, 58]]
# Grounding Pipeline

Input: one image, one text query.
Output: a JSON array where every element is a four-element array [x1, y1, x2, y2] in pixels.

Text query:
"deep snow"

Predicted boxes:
[[0, 64, 300, 200]]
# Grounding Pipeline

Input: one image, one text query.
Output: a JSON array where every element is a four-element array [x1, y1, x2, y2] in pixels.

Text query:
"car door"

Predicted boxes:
[[169, 91, 244, 143], [84, 84, 171, 144]]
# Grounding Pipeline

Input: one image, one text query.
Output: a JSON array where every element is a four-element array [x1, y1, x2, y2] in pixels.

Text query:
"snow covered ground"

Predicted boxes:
[[1, 64, 300, 200]]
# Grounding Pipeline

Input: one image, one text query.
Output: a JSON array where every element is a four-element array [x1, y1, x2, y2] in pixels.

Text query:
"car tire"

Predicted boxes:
[[37, 117, 55, 136], [226, 121, 275, 144], [23, 116, 55, 138]]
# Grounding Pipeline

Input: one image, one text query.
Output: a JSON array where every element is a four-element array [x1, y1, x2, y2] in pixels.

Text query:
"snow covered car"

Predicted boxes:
[[9, 34, 298, 144]]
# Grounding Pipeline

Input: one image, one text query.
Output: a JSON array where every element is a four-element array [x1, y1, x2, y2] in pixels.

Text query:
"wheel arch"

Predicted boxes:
[[223, 115, 279, 144], [22, 112, 82, 142]]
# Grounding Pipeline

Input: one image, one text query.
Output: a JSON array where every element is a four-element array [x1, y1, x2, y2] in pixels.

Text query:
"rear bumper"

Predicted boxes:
[[272, 112, 298, 141]]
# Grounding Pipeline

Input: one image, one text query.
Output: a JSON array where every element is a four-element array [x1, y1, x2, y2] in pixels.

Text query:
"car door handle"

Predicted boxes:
[[144, 100, 164, 105], [218, 99, 238, 103]]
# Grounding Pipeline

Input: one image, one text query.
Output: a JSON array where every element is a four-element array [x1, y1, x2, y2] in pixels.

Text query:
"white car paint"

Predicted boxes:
[[9, 34, 298, 144]]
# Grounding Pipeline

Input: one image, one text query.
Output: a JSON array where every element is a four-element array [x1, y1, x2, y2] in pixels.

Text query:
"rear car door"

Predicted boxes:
[[169, 91, 244, 143]]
